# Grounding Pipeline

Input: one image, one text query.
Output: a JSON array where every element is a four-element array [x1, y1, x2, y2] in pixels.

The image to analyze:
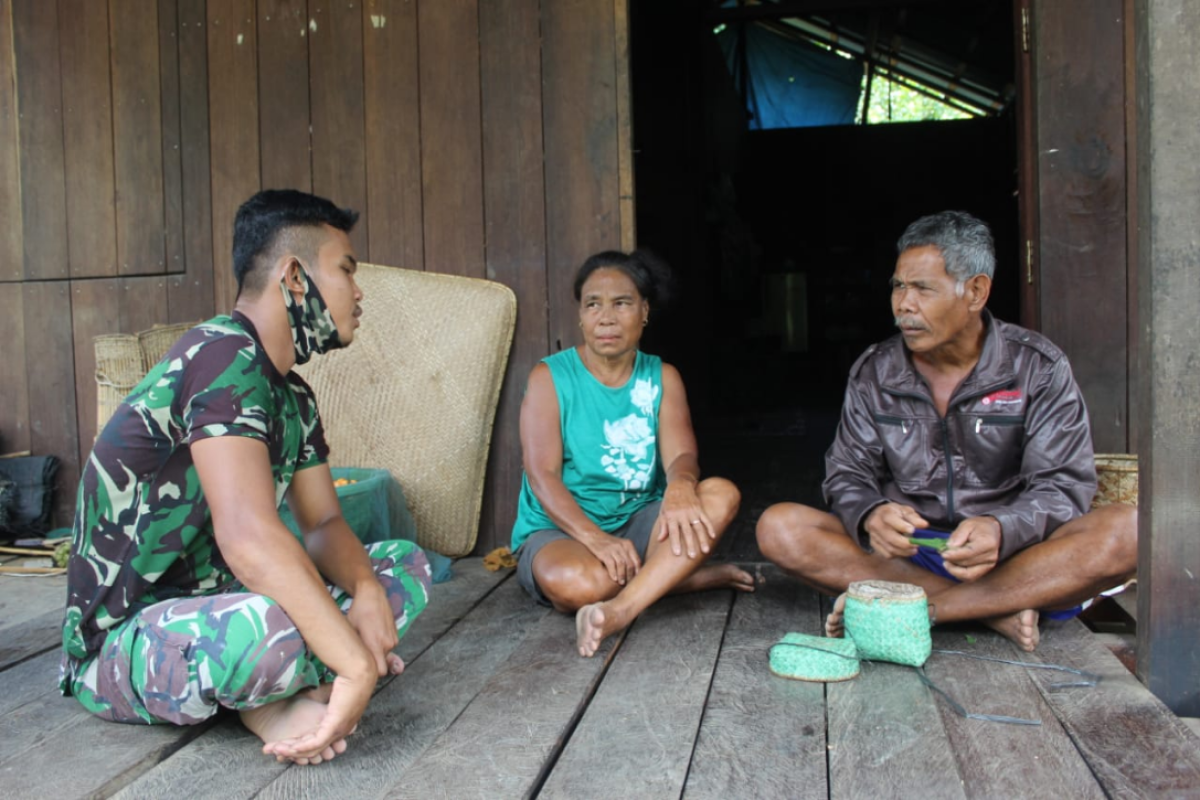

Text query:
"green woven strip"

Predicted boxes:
[[768, 633, 860, 682], [908, 536, 949, 551]]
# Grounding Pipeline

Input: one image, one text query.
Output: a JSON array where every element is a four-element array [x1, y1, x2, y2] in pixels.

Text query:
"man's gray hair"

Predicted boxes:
[[896, 210, 995, 283]]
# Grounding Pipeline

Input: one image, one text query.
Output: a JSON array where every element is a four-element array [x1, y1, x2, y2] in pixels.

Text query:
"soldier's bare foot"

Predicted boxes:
[[825, 593, 847, 637], [986, 609, 1040, 652], [678, 563, 759, 593], [242, 696, 348, 766]]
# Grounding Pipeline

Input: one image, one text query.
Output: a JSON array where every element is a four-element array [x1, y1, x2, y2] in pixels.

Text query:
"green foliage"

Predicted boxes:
[[858, 70, 974, 124]]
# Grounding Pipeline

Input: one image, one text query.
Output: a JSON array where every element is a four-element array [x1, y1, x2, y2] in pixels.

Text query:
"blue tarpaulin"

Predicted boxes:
[[717, 23, 863, 130]]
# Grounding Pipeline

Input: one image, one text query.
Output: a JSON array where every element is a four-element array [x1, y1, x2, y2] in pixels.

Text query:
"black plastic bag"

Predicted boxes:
[[0, 455, 60, 537]]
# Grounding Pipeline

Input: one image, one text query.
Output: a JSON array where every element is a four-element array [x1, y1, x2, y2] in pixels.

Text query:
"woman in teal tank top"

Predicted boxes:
[[511, 250, 755, 658]]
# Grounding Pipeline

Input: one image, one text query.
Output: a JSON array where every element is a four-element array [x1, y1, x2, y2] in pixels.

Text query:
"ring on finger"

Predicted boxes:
[[690, 519, 702, 525]]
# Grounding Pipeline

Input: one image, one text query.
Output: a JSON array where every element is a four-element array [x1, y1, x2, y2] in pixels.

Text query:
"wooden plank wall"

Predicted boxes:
[[0, 0, 633, 552], [1033, 0, 1130, 454]]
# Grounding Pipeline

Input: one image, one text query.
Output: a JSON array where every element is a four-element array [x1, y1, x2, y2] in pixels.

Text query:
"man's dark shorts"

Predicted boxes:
[[910, 528, 1085, 620], [516, 500, 663, 606]]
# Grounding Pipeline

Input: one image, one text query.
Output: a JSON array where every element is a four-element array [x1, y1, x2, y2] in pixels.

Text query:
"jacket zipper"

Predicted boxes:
[[941, 417, 954, 520]]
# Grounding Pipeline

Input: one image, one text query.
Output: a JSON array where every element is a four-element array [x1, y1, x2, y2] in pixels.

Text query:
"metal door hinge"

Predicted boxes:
[[1026, 239, 1034, 284], [1022, 8, 1031, 53]]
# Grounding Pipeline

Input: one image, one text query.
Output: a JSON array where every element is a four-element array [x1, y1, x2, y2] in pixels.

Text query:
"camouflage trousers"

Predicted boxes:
[[65, 539, 431, 725]]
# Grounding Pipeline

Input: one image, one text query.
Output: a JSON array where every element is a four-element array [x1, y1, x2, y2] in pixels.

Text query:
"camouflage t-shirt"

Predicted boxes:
[[60, 312, 329, 678]]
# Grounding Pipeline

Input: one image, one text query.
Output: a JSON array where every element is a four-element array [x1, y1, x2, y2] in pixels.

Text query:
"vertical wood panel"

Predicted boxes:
[[207, 0, 260, 313], [258, 0, 311, 192], [309, 0, 367, 253], [120, 276, 170, 335], [59, 0, 117, 278], [71, 279, 120, 465], [23, 282, 79, 525], [614, 0, 634, 251], [1034, 0, 1127, 452], [477, 0, 548, 552], [159, 0, 186, 275], [168, 0, 215, 323], [542, 0, 621, 351], [12, 0, 68, 280], [0, 285, 30, 453], [363, 0, 423, 269], [110, 0, 166, 275], [1134, 0, 1200, 717], [1123, 0, 1138, 455], [0, 0, 21, 282], [417, 0, 484, 277], [1015, 0, 1038, 331]]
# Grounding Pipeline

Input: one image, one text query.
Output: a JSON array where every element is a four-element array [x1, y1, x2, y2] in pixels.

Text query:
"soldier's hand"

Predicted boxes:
[[864, 503, 928, 558]]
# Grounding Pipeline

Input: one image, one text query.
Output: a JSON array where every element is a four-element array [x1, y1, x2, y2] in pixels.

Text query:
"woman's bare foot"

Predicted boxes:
[[575, 602, 630, 657], [241, 695, 348, 766], [676, 563, 760, 594], [985, 609, 1040, 652], [825, 593, 847, 637]]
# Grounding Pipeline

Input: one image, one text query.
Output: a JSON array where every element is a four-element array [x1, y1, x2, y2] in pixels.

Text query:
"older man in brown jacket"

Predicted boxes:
[[757, 211, 1137, 652]]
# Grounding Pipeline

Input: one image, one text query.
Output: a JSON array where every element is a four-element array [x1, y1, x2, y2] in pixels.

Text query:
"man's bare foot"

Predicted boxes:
[[825, 593, 847, 638], [576, 602, 628, 658], [241, 695, 349, 766], [985, 609, 1040, 652], [677, 563, 760, 594]]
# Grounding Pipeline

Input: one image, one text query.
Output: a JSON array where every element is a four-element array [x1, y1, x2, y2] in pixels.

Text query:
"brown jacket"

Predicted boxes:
[[823, 311, 1096, 560]]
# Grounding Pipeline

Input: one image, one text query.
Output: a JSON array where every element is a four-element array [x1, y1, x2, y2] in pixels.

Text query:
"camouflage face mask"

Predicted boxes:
[[280, 267, 343, 365]]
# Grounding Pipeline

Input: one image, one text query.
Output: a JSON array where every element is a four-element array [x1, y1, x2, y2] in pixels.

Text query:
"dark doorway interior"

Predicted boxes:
[[629, 1, 1019, 558]]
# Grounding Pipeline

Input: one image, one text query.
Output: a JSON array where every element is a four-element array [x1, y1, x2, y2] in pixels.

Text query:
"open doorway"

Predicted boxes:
[[629, 0, 1020, 556]]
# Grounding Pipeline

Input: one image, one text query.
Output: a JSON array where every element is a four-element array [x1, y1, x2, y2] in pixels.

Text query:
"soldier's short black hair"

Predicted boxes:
[[232, 189, 359, 297]]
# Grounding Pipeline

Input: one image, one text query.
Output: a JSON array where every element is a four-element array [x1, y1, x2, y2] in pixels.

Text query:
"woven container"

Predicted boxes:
[[139, 321, 199, 367], [769, 632, 860, 682], [297, 263, 516, 556], [94, 334, 149, 433], [1093, 453, 1138, 508], [844, 580, 932, 668], [94, 323, 197, 434], [278, 467, 417, 545]]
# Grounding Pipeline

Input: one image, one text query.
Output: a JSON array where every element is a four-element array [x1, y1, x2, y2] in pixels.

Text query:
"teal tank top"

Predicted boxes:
[[510, 348, 665, 551]]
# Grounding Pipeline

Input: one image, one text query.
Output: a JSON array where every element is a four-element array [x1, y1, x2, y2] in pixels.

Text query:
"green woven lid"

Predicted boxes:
[[769, 632, 860, 682]]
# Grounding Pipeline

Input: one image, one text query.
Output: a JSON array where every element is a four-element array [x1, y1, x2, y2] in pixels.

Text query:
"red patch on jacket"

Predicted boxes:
[[981, 389, 1022, 406]]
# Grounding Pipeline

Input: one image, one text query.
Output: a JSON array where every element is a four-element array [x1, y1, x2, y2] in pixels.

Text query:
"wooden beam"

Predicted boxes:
[[1133, 0, 1200, 717], [1033, 0, 1128, 453], [707, 0, 948, 24]]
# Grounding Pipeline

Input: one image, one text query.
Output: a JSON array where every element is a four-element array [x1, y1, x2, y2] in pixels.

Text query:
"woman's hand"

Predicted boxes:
[[656, 481, 714, 559], [584, 531, 642, 585]]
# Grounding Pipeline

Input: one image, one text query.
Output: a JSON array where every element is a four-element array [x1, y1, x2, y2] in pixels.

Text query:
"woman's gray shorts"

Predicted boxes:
[[515, 500, 663, 606]]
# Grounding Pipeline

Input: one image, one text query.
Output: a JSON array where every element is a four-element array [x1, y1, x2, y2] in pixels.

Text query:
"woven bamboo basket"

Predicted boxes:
[[139, 321, 198, 367], [1093, 453, 1138, 508], [94, 322, 199, 433], [94, 334, 149, 432]]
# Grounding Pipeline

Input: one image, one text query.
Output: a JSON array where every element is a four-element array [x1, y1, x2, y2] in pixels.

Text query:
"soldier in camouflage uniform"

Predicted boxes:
[[61, 190, 431, 766]]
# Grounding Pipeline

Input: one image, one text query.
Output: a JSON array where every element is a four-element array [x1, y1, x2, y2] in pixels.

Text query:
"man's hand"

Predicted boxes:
[[863, 503, 929, 558], [261, 670, 375, 764], [656, 481, 714, 559], [942, 516, 1002, 581], [585, 531, 641, 586], [346, 580, 402, 677]]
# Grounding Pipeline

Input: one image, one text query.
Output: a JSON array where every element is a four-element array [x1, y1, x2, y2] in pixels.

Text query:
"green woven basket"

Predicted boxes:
[[769, 632, 860, 682], [844, 580, 932, 668]]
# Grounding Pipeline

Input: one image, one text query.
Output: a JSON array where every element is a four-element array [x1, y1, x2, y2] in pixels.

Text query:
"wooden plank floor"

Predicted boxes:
[[3, 559, 1200, 799]]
